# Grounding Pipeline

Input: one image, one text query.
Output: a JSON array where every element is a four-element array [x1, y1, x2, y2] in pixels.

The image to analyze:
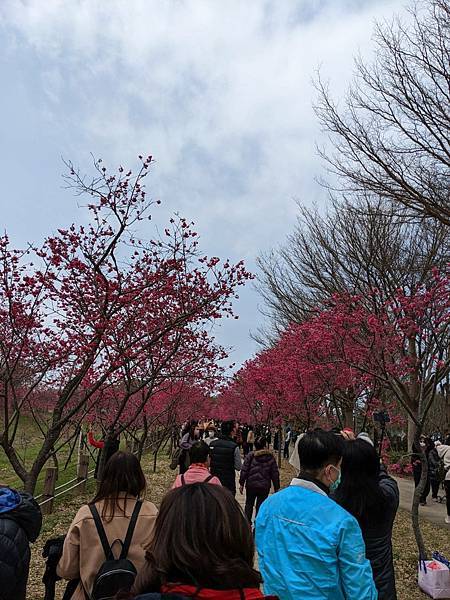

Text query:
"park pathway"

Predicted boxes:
[[394, 476, 449, 529]]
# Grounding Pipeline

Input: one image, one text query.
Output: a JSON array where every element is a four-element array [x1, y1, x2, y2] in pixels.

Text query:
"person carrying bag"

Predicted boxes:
[[88, 501, 141, 599], [57, 452, 158, 600]]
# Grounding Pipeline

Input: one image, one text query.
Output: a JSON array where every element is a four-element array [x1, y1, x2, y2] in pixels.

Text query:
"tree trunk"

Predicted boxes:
[[277, 425, 282, 469], [343, 408, 353, 429], [23, 470, 40, 495], [137, 418, 149, 461], [407, 415, 417, 453]]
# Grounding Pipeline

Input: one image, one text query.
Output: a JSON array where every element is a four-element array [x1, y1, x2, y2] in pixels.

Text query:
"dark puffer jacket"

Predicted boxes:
[[239, 450, 280, 493], [0, 487, 42, 600], [358, 469, 399, 600], [210, 436, 238, 493]]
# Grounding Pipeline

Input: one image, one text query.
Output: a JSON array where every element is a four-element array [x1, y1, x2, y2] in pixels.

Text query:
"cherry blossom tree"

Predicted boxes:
[[0, 156, 251, 492]]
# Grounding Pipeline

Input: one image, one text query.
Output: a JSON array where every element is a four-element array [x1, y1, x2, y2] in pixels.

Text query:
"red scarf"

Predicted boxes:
[[161, 584, 277, 599]]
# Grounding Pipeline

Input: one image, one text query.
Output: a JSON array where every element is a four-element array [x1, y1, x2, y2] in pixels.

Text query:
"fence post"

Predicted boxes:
[[41, 467, 57, 515], [77, 453, 89, 494]]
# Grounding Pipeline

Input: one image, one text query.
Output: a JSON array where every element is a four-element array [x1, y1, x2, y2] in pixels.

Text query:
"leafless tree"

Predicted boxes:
[[315, 0, 450, 225], [257, 198, 449, 329]]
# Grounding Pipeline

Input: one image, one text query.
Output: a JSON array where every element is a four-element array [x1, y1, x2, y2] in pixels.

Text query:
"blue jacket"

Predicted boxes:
[[0, 487, 42, 600], [255, 479, 378, 600]]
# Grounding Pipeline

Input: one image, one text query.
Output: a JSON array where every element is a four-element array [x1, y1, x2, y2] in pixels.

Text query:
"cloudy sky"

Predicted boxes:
[[0, 0, 405, 367]]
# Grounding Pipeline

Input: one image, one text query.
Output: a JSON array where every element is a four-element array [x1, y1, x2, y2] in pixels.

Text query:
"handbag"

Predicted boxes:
[[170, 447, 182, 470], [418, 555, 450, 599]]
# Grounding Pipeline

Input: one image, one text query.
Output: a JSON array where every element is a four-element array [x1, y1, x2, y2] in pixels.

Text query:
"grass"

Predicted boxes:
[[0, 415, 88, 495]]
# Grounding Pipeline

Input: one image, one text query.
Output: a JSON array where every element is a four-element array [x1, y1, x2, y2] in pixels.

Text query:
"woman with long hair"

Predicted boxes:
[[123, 483, 278, 599], [179, 420, 200, 474], [334, 438, 399, 600], [57, 451, 158, 599]]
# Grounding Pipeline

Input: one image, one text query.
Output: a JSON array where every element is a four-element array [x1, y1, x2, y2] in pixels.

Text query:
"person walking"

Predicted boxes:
[[0, 486, 42, 600], [247, 426, 255, 454], [255, 429, 377, 600], [204, 427, 218, 446], [427, 437, 442, 501], [435, 440, 450, 524], [179, 421, 200, 474], [89, 428, 120, 480], [289, 432, 305, 474], [57, 451, 158, 599], [209, 420, 242, 496], [242, 424, 250, 457], [334, 437, 399, 600], [172, 441, 221, 488], [122, 483, 278, 600], [283, 428, 292, 460], [239, 436, 280, 523]]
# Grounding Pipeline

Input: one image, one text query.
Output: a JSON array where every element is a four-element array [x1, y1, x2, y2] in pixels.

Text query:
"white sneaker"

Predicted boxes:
[[445, 516, 450, 524]]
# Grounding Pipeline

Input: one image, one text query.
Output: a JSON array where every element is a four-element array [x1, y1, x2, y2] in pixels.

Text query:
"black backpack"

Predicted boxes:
[[89, 500, 142, 600]]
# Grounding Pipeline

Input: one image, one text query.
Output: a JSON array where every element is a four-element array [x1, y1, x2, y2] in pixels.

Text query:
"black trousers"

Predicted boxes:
[[244, 489, 269, 522], [430, 478, 440, 499], [445, 480, 450, 516], [283, 441, 290, 459], [413, 470, 430, 503]]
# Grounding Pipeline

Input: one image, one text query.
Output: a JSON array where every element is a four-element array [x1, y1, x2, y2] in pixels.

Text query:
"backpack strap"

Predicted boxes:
[[89, 504, 114, 561], [203, 474, 214, 483], [181, 474, 186, 486], [119, 499, 142, 560], [61, 578, 81, 600]]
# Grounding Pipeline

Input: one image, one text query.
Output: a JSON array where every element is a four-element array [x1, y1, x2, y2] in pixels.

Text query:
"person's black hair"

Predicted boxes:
[[127, 483, 261, 595], [333, 439, 387, 527], [221, 420, 235, 437], [298, 430, 344, 471], [254, 436, 267, 451], [189, 441, 209, 464]]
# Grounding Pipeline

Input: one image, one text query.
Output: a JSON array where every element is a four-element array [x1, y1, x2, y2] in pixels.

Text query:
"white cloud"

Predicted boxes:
[[0, 0, 406, 363]]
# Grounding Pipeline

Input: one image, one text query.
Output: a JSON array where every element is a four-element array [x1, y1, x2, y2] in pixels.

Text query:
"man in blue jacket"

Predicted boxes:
[[255, 429, 377, 600]]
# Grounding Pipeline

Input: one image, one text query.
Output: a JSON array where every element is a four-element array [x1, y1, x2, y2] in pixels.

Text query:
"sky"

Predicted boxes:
[[0, 0, 406, 368]]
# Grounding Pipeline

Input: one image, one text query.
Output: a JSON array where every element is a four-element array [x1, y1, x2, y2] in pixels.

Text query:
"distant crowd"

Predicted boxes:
[[0, 420, 449, 600]]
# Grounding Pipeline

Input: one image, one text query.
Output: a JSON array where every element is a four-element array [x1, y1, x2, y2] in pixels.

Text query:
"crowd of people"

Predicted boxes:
[[411, 433, 450, 517], [0, 420, 449, 600]]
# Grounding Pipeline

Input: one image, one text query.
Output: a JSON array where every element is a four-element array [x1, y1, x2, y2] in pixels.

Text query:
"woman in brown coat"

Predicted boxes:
[[57, 451, 158, 599]]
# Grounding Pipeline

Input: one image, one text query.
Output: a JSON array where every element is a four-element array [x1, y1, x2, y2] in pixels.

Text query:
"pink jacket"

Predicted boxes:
[[172, 464, 221, 488]]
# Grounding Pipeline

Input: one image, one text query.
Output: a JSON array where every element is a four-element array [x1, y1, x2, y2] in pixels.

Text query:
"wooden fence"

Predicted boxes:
[[35, 453, 94, 515]]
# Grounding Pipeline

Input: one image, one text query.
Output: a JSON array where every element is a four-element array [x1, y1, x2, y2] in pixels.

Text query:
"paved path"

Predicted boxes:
[[394, 476, 449, 529], [238, 473, 449, 529]]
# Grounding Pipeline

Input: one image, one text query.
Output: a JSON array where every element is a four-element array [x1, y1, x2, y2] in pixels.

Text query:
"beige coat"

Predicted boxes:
[[436, 443, 450, 480], [57, 495, 158, 599]]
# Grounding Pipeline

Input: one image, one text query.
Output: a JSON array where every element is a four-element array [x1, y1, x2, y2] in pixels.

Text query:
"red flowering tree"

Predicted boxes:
[[0, 156, 251, 492]]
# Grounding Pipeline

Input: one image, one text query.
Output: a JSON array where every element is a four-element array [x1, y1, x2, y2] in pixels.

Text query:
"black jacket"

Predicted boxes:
[[0, 489, 42, 600], [427, 447, 441, 480], [209, 435, 238, 493], [360, 469, 399, 600]]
